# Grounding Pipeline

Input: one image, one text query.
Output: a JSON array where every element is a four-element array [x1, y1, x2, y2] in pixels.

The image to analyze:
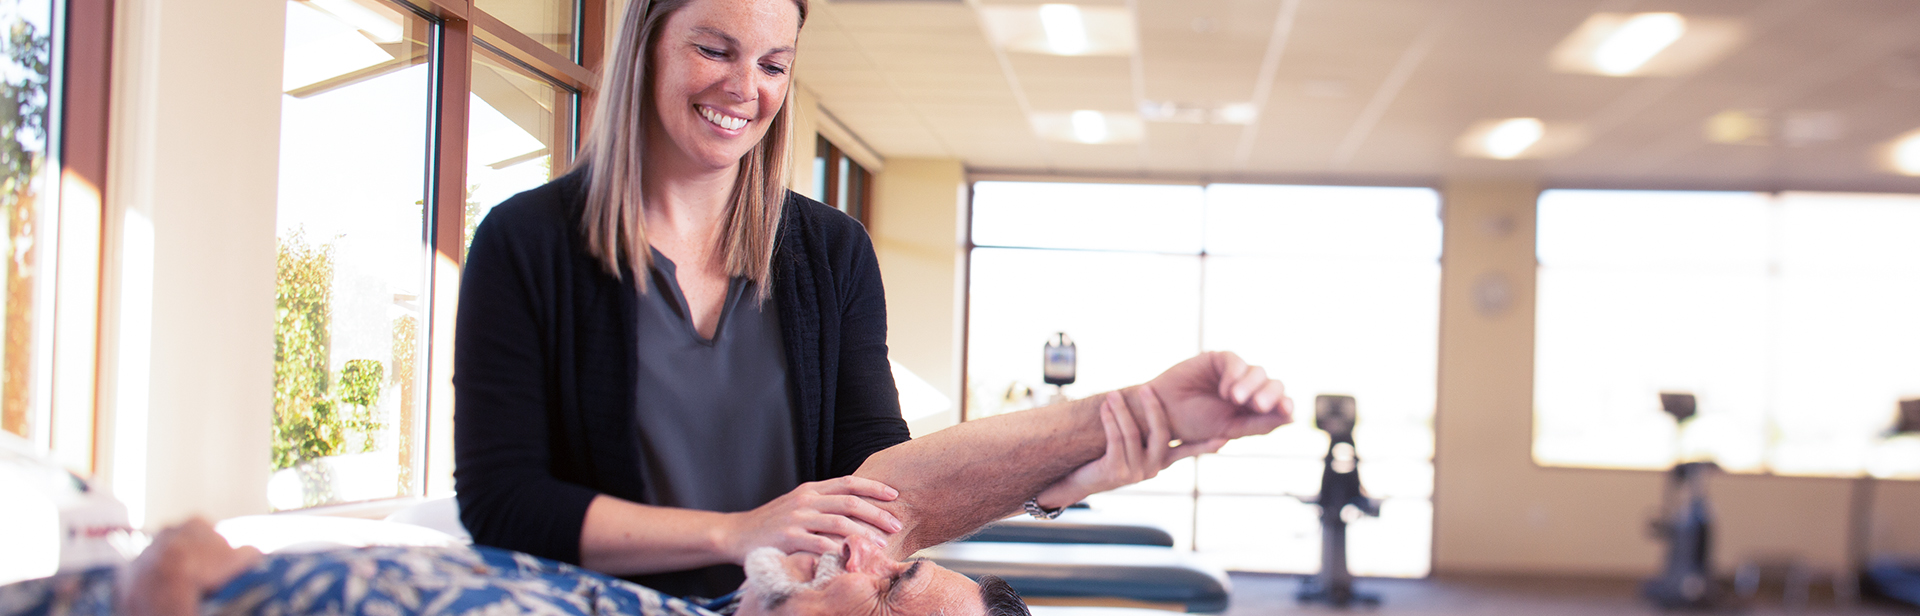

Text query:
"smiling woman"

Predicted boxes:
[[453, 0, 931, 603]]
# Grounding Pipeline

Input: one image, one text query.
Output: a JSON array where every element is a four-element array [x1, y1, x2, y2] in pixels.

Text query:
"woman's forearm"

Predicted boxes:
[[578, 495, 735, 576]]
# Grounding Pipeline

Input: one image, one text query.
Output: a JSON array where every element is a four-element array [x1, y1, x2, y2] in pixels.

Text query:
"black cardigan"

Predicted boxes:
[[451, 171, 910, 569]]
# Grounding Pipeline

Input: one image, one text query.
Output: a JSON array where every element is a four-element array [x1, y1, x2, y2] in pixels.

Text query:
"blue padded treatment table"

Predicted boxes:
[[963, 509, 1176, 547], [919, 542, 1231, 613]]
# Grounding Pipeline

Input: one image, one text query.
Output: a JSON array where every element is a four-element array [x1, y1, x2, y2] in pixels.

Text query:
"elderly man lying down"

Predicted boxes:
[[4, 352, 1292, 616]]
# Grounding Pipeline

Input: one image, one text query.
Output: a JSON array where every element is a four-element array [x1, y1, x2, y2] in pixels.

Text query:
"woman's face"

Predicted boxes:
[[648, 0, 799, 174]]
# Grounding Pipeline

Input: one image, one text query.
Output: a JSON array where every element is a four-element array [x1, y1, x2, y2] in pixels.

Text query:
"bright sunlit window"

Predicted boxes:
[[1535, 190, 1920, 478], [967, 181, 1440, 577], [273, 0, 434, 510]]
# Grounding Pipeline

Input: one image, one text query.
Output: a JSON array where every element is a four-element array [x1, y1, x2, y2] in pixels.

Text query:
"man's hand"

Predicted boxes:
[[120, 518, 262, 616], [1034, 386, 1227, 509], [1145, 351, 1293, 443]]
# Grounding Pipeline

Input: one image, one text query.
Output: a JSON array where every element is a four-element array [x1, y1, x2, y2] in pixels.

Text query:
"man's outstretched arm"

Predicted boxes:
[[853, 351, 1294, 559]]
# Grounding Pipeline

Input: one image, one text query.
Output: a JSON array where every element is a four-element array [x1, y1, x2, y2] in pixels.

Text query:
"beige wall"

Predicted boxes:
[[790, 83, 964, 437], [1431, 179, 1920, 577], [101, 0, 284, 528], [868, 160, 968, 437]]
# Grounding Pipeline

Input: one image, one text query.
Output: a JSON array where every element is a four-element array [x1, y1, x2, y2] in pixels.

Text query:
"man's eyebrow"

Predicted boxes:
[[885, 560, 926, 602]]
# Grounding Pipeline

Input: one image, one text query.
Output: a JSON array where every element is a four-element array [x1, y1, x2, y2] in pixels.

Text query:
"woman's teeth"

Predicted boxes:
[[700, 106, 749, 130]]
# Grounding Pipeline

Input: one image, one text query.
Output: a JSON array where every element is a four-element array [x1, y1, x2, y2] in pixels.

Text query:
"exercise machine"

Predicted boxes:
[[1295, 394, 1381, 607], [1642, 392, 1721, 610]]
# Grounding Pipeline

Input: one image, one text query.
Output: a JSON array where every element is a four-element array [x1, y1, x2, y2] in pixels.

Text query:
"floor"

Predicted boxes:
[[1219, 572, 1918, 616]]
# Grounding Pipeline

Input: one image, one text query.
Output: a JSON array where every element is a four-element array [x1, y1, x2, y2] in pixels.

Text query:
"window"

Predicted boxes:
[[270, 0, 590, 510], [0, 0, 58, 441], [465, 48, 573, 255], [1534, 190, 1920, 479], [965, 181, 1441, 577], [813, 135, 872, 226], [272, 0, 435, 509]]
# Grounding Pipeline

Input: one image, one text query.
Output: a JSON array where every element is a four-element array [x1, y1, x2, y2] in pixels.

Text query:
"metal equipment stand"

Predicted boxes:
[[1297, 395, 1381, 608], [1643, 392, 1721, 610]]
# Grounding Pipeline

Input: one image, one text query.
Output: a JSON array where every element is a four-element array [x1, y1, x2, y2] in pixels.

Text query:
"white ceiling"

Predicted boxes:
[[794, 0, 1920, 191]]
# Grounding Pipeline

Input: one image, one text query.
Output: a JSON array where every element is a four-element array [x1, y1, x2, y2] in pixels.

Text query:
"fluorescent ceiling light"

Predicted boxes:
[[1039, 4, 1088, 55], [1457, 118, 1587, 160], [1139, 101, 1258, 125], [1593, 13, 1684, 76], [308, 0, 404, 44], [1071, 110, 1108, 144], [1705, 109, 1768, 146], [1030, 111, 1143, 144], [1891, 129, 1920, 176], [1484, 118, 1544, 159], [1550, 13, 1743, 77], [979, 5, 1135, 57]]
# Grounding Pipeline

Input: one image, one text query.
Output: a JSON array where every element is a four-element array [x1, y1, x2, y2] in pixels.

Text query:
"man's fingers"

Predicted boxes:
[[814, 494, 904, 534], [1229, 365, 1269, 405], [817, 476, 901, 501], [1250, 379, 1290, 413], [1214, 352, 1251, 401]]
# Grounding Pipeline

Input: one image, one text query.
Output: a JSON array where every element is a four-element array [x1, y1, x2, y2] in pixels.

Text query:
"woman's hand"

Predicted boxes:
[[1034, 385, 1227, 509], [718, 476, 905, 564]]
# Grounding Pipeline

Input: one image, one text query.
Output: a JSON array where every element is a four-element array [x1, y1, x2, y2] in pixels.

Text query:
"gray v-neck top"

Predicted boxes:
[[632, 248, 797, 516]]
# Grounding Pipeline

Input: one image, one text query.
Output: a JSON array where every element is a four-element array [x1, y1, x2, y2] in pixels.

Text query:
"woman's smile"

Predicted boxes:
[[698, 104, 752, 132]]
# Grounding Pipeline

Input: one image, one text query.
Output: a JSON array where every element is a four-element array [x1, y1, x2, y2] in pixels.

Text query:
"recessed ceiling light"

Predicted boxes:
[[1030, 111, 1143, 144], [1593, 13, 1684, 76], [1551, 12, 1744, 77], [1485, 118, 1544, 159], [1889, 129, 1920, 176], [1705, 109, 1768, 146], [979, 4, 1135, 57], [1457, 118, 1587, 160], [1039, 4, 1088, 55], [1138, 101, 1258, 125], [1071, 110, 1107, 143]]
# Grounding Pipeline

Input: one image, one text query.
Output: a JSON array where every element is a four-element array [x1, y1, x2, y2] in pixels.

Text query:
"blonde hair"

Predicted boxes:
[[574, 0, 809, 301]]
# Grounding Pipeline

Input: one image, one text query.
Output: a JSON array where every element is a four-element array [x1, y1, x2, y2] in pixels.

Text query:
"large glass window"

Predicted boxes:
[[0, 0, 58, 442], [465, 49, 571, 255], [271, 0, 592, 511], [1535, 190, 1920, 479], [966, 181, 1441, 577], [271, 0, 433, 509]]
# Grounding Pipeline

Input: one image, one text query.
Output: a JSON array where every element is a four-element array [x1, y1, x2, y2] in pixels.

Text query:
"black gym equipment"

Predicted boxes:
[[1859, 398, 1920, 608], [1642, 392, 1721, 610], [1295, 394, 1382, 608]]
